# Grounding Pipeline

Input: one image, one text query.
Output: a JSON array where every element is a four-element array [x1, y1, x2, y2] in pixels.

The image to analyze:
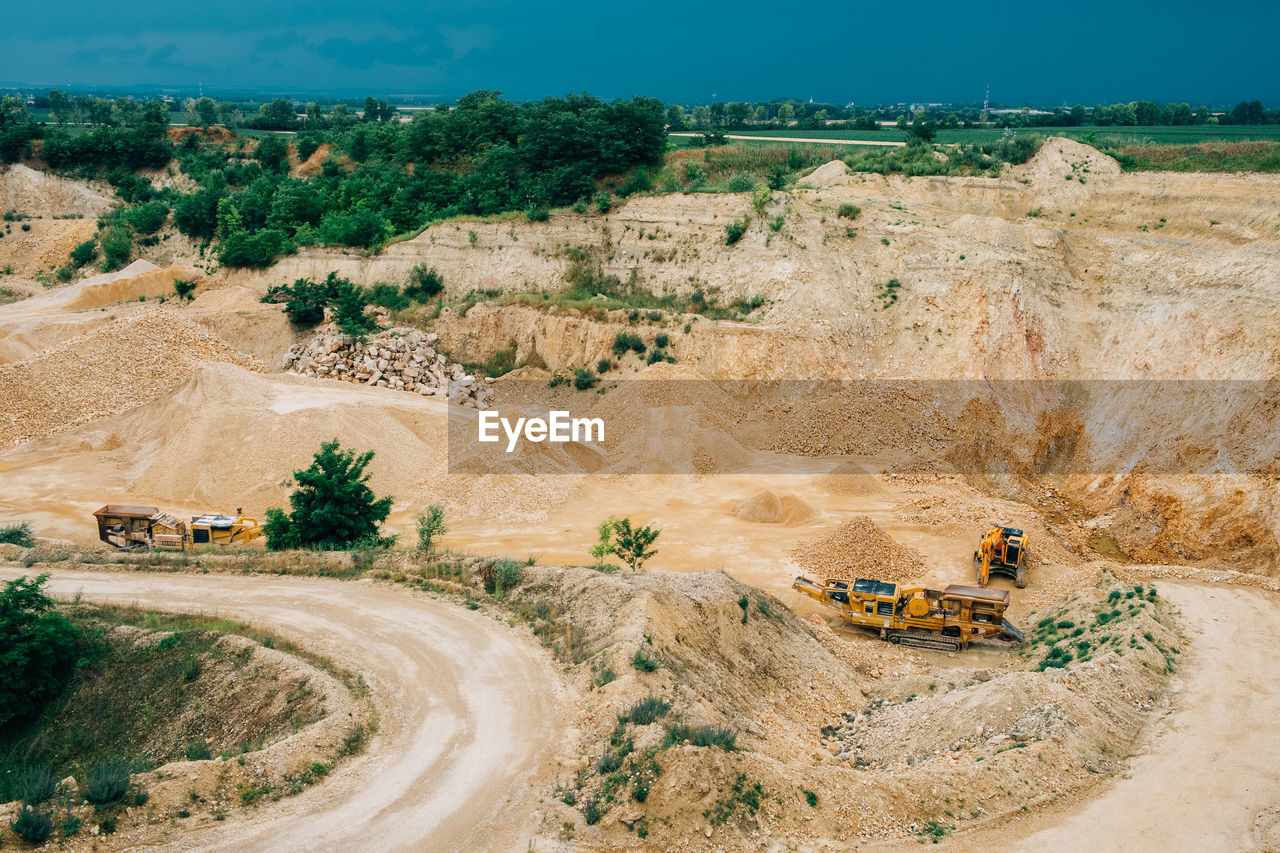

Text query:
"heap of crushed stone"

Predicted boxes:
[[791, 515, 924, 582]]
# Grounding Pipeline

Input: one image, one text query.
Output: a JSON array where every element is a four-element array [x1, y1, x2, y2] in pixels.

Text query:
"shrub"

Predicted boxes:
[[595, 752, 621, 773], [366, 282, 409, 311], [98, 226, 132, 271], [724, 215, 750, 244], [484, 557, 524, 596], [173, 278, 197, 301], [184, 740, 212, 761], [654, 333, 669, 348], [263, 439, 394, 550], [595, 358, 612, 374], [631, 647, 660, 672], [123, 200, 170, 235], [646, 348, 664, 365], [217, 228, 288, 268], [582, 797, 601, 825], [98, 814, 117, 834], [11, 805, 53, 842], [70, 239, 97, 267], [612, 332, 645, 356], [620, 696, 671, 725], [0, 574, 80, 727], [85, 762, 130, 807], [611, 517, 659, 572], [333, 285, 376, 340], [664, 724, 737, 750], [13, 765, 57, 803], [804, 789, 818, 807], [526, 206, 549, 222], [415, 504, 447, 553], [837, 203, 861, 220], [405, 265, 444, 301], [593, 191, 612, 213], [573, 367, 598, 390], [726, 172, 755, 193], [0, 520, 34, 546]]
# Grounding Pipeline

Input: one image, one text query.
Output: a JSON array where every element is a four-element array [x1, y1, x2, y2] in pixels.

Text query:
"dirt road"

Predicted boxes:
[[0, 569, 568, 853], [967, 582, 1280, 852]]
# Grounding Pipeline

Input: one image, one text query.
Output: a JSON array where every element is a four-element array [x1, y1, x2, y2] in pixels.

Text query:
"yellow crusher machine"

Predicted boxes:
[[93, 505, 263, 552], [792, 575, 1025, 651], [974, 525, 1029, 588]]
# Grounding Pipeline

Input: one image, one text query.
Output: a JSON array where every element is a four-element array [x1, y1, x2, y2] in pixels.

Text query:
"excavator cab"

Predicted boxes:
[[974, 525, 1029, 588]]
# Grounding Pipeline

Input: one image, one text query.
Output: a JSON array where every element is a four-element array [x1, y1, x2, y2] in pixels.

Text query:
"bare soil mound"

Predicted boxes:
[[804, 159, 853, 187], [732, 489, 821, 524], [57, 260, 201, 310], [0, 309, 261, 447], [791, 515, 925, 582], [0, 164, 115, 218]]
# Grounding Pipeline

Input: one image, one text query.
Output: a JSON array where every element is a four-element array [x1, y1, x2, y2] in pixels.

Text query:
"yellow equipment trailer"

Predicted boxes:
[[793, 575, 1024, 651], [974, 525, 1029, 588], [93, 506, 262, 551]]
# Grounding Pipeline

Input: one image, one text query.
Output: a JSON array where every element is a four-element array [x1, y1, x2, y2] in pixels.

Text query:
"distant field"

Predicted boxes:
[[699, 125, 1280, 146]]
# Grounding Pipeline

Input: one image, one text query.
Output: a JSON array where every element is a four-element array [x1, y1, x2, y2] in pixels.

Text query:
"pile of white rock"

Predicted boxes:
[[282, 320, 494, 409]]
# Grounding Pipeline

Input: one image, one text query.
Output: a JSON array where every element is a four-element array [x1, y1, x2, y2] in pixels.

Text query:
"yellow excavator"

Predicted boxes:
[[793, 575, 1024, 651], [974, 525, 1028, 588], [93, 506, 262, 551]]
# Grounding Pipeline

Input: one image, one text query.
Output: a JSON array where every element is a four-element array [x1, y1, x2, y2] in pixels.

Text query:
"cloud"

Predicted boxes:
[[315, 34, 450, 69]]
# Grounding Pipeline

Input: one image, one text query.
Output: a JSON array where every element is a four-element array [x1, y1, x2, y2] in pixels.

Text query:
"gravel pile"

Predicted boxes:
[[0, 308, 261, 447], [791, 515, 924, 583]]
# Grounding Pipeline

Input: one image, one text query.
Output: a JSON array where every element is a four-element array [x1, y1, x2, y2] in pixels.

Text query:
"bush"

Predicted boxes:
[[582, 797, 601, 825], [613, 332, 646, 356], [12, 765, 57, 803], [0, 574, 80, 727], [620, 696, 671, 725], [405, 265, 444, 301], [595, 358, 612, 374], [573, 367, 598, 390], [218, 228, 289, 268], [173, 278, 197, 301], [526, 206, 549, 222], [595, 752, 621, 773], [263, 439, 394, 550], [367, 282, 409, 311], [122, 200, 170, 235], [261, 272, 356, 326], [484, 557, 524, 595], [726, 172, 756, 193], [11, 805, 53, 842], [84, 762, 131, 807], [0, 520, 34, 546], [98, 226, 132, 271], [70, 239, 97, 267], [654, 333, 669, 348], [646, 348, 664, 365], [663, 723, 737, 750], [184, 740, 213, 760], [333, 285, 375, 340], [724, 215, 750, 245], [837, 203, 861, 220], [631, 647, 660, 672]]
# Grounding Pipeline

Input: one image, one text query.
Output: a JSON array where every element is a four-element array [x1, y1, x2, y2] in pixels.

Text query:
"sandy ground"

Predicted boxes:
[[0, 568, 570, 853]]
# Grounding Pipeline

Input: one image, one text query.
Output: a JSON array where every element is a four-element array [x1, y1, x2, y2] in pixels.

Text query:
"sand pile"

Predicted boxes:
[[816, 461, 883, 496], [59, 261, 201, 310], [732, 489, 820, 524], [0, 308, 261, 447], [804, 159, 853, 187], [791, 515, 924, 582]]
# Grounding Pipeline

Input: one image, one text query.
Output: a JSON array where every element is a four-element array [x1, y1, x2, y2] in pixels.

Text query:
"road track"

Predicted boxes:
[[1, 569, 567, 853]]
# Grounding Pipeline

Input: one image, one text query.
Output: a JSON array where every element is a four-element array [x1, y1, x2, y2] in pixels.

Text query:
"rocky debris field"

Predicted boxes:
[[282, 320, 494, 408]]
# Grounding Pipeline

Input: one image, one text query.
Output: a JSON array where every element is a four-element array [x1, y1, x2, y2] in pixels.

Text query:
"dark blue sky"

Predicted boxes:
[[2, 1, 1275, 105]]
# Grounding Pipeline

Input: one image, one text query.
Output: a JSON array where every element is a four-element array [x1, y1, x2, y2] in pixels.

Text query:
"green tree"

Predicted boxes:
[[415, 505, 447, 553], [0, 574, 81, 728], [263, 440, 394, 550], [195, 97, 218, 129], [611, 517, 659, 572], [590, 515, 617, 566], [48, 89, 72, 125]]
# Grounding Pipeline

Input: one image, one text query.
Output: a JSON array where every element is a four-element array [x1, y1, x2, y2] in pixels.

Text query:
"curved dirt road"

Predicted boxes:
[[1, 569, 567, 853]]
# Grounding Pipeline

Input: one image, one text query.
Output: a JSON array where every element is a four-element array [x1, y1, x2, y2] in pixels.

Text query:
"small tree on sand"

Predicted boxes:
[[591, 516, 659, 572], [264, 439, 394, 550], [415, 504, 447, 553]]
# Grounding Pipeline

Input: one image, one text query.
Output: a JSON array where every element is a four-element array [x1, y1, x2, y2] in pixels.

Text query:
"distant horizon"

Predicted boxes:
[[0, 81, 1273, 112]]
